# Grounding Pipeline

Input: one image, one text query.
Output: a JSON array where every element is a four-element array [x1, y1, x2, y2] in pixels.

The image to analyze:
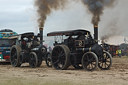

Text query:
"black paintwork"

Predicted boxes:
[[47, 29, 103, 65], [10, 32, 48, 67], [47, 29, 90, 36]]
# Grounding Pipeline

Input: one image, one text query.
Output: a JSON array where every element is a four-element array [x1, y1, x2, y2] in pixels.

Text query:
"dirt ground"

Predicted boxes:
[[0, 57, 128, 85]]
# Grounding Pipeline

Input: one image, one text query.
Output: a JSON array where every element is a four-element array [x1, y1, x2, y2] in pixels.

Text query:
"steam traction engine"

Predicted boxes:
[[47, 26, 112, 71], [10, 28, 50, 68]]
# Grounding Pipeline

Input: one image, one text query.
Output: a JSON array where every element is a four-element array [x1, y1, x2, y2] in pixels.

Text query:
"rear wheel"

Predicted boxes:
[[52, 45, 70, 70], [45, 52, 52, 67], [10, 45, 22, 67], [98, 51, 112, 70], [82, 52, 98, 71], [29, 52, 38, 68]]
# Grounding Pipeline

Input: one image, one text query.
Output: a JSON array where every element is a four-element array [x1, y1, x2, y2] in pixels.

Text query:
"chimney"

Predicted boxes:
[[39, 27, 43, 45], [94, 25, 98, 43]]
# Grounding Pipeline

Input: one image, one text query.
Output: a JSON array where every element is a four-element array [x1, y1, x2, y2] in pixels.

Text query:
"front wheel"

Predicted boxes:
[[98, 51, 112, 70], [29, 52, 38, 68], [82, 52, 98, 71]]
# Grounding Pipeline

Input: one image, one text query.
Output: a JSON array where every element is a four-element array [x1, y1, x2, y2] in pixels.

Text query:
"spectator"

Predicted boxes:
[[118, 49, 122, 58], [116, 50, 118, 56]]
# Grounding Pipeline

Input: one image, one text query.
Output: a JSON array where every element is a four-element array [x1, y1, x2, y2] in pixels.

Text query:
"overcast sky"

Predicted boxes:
[[0, 0, 94, 35], [0, 0, 128, 44], [0, 0, 36, 33]]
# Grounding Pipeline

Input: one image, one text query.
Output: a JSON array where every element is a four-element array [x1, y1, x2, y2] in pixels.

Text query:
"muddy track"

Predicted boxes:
[[0, 57, 128, 85]]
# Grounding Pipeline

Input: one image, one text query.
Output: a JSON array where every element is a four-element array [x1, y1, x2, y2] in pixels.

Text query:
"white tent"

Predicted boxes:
[[101, 36, 128, 45]]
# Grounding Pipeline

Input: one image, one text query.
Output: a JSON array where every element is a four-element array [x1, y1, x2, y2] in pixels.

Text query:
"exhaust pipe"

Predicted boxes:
[[39, 27, 43, 45], [94, 25, 98, 43]]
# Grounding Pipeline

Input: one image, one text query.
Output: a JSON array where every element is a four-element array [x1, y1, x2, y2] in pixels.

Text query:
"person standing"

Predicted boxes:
[[118, 49, 122, 58]]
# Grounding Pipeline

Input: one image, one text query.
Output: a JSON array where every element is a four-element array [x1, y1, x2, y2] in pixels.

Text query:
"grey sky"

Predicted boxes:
[[0, 0, 128, 45], [0, 0, 94, 35], [0, 0, 35, 33]]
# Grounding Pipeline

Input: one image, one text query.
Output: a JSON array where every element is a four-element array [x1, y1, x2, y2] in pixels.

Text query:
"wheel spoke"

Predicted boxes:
[[90, 56, 94, 61], [52, 45, 70, 70], [60, 53, 65, 57], [106, 60, 110, 62], [106, 55, 110, 59], [92, 62, 96, 66], [87, 55, 89, 61], [98, 51, 112, 70], [105, 62, 109, 67], [105, 62, 110, 66], [90, 63, 93, 69], [53, 59, 60, 65]]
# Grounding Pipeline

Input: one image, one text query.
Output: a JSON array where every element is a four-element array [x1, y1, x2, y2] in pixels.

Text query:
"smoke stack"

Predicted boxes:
[[39, 27, 43, 45], [94, 25, 98, 43]]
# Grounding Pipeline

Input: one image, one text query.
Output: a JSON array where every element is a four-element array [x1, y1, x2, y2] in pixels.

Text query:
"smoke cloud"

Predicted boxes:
[[100, 18, 121, 41], [81, 0, 115, 25], [35, 0, 68, 28], [100, 0, 128, 42]]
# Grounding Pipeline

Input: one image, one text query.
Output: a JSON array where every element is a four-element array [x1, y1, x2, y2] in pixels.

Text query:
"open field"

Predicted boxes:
[[0, 57, 128, 85]]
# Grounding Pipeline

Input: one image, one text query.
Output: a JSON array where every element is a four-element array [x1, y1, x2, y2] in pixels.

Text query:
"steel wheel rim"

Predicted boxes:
[[11, 48, 17, 66], [29, 54, 36, 67], [98, 52, 112, 69], [52, 46, 66, 69], [83, 53, 97, 71], [46, 54, 52, 67]]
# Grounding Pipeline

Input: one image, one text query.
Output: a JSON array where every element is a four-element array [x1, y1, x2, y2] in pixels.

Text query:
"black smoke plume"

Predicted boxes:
[[35, 0, 68, 28], [81, 0, 115, 25]]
